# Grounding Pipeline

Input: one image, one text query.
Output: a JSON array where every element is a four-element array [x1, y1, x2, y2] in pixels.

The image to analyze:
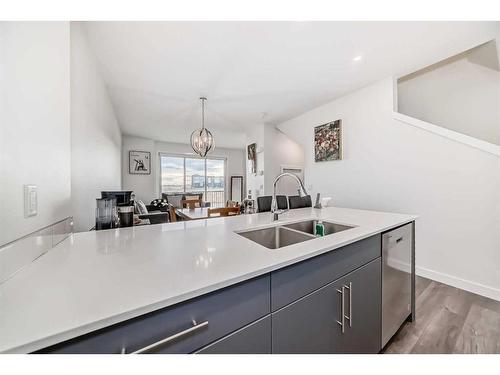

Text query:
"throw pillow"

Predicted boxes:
[[150, 198, 168, 208], [136, 200, 148, 215]]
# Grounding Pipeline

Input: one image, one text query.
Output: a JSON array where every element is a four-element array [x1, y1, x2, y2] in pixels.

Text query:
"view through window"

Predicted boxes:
[[160, 154, 226, 207]]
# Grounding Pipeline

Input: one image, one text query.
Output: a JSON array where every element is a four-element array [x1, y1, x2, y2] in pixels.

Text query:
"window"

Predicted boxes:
[[160, 154, 226, 207]]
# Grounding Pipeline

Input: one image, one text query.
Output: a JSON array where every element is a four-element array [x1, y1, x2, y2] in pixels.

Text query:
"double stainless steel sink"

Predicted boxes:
[[236, 219, 354, 249]]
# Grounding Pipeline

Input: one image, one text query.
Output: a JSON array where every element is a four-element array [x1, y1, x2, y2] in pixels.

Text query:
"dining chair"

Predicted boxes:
[[257, 195, 288, 212], [288, 195, 313, 209], [257, 196, 272, 212], [181, 199, 203, 209], [163, 193, 184, 209], [226, 200, 239, 208], [184, 193, 204, 204], [302, 195, 312, 208], [207, 207, 240, 217], [276, 195, 288, 210], [168, 204, 178, 222]]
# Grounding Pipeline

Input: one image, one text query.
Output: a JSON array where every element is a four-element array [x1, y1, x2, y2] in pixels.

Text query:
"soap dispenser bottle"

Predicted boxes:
[[315, 220, 325, 237]]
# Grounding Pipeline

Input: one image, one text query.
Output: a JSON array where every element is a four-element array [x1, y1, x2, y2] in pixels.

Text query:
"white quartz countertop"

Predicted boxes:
[[0, 206, 416, 353]]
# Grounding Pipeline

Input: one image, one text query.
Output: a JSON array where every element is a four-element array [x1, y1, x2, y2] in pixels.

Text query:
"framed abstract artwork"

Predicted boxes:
[[314, 120, 342, 162], [129, 150, 151, 174]]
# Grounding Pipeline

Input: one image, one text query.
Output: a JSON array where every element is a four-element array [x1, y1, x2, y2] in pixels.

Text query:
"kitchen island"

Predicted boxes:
[[0, 207, 416, 354]]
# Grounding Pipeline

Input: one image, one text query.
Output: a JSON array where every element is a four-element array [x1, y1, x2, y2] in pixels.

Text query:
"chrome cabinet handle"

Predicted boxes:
[[336, 286, 345, 334], [125, 319, 208, 354], [344, 282, 352, 327]]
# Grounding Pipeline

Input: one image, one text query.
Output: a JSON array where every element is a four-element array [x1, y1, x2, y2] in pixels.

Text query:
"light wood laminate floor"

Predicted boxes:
[[383, 276, 500, 354]]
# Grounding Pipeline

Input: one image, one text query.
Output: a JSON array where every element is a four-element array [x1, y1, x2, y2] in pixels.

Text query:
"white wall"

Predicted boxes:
[[0, 22, 72, 246], [121, 136, 156, 203], [263, 125, 304, 196], [398, 47, 500, 146], [244, 123, 304, 202], [245, 124, 265, 200], [122, 135, 245, 203], [278, 78, 500, 301], [70, 23, 122, 232]]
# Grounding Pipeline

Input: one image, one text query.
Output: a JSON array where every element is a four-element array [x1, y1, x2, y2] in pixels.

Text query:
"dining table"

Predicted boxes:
[[175, 205, 242, 221], [175, 207, 211, 221]]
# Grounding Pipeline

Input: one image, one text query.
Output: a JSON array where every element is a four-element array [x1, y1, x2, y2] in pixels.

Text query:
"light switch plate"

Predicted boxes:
[[24, 185, 38, 217]]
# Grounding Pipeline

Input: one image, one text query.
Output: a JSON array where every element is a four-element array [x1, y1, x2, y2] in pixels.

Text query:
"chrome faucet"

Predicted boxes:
[[271, 172, 308, 221]]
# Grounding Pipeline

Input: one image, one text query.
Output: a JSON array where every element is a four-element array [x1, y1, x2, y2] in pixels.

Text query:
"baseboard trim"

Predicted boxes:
[[416, 266, 500, 302]]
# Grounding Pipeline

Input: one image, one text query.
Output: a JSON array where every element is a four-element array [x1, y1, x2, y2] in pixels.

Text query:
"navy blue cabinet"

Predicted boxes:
[[271, 235, 380, 311], [196, 316, 271, 354], [41, 275, 270, 354], [39, 232, 388, 354], [272, 258, 381, 354]]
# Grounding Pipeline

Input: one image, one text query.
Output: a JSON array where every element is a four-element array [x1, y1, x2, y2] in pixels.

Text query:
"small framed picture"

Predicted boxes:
[[129, 150, 151, 174], [247, 143, 257, 174], [314, 119, 342, 162]]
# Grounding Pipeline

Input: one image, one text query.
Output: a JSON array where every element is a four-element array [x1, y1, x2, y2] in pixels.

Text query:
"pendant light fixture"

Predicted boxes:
[[190, 97, 214, 157]]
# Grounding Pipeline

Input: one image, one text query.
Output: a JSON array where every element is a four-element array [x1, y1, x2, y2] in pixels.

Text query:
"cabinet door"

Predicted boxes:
[[272, 258, 381, 354], [196, 316, 271, 354], [272, 277, 337, 353], [331, 257, 381, 353]]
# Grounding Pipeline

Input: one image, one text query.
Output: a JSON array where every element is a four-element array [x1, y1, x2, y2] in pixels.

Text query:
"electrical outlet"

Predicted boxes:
[[24, 185, 38, 217]]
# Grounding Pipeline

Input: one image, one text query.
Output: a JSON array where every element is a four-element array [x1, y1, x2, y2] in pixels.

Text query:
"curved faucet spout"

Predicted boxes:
[[271, 172, 308, 219]]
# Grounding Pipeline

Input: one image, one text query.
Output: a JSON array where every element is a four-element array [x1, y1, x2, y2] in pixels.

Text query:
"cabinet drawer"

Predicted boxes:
[[196, 316, 271, 354], [271, 235, 380, 311], [41, 275, 270, 354]]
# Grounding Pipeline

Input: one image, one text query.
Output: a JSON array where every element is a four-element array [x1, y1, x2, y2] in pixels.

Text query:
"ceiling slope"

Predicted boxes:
[[82, 21, 500, 148]]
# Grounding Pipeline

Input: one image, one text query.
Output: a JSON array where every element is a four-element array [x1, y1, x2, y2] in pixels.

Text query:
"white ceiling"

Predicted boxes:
[[83, 21, 500, 148]]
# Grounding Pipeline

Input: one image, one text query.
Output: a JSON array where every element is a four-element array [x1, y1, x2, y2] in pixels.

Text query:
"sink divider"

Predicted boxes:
[[279, 226, 317, 239]]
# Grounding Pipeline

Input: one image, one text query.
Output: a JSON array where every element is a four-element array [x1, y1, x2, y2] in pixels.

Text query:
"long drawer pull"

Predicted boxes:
[[344, 282, 352, 327], [336, 286, 345, 334], [129, 320, 209, 354]]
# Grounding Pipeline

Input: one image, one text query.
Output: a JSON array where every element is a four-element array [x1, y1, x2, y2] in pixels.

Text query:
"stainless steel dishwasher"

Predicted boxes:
[[381, 222, 414, 347]]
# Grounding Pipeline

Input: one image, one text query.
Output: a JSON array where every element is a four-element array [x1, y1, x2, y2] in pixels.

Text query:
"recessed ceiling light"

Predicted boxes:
[[353, 55, 362, 62]]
